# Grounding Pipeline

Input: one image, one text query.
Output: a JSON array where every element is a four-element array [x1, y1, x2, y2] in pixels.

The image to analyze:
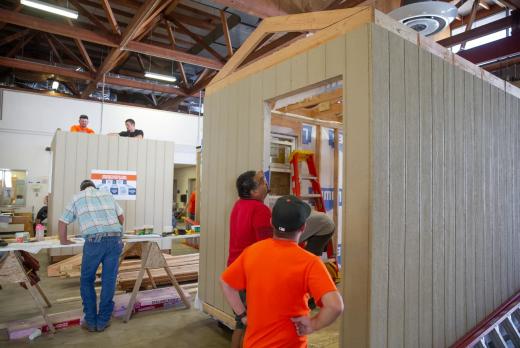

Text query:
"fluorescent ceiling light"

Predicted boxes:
[[144, 72, 177, 83], [51, 81, 59, 90], [20, 0, 79, 19]]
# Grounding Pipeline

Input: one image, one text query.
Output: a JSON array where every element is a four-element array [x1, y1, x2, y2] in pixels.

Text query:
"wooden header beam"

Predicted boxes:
[[0, 57, 186, 96]]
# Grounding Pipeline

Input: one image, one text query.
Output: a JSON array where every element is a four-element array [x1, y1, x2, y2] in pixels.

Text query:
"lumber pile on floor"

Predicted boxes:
[[118, 253, 199, 291]]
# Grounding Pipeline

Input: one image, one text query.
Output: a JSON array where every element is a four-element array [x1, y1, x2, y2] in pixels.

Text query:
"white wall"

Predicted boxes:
[[174, 165, 196, 208], [0, 89, 203, 214]]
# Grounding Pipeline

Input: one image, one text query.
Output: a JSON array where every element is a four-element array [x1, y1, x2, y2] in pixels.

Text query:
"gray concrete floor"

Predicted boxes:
[[0, 240, 339, 347]]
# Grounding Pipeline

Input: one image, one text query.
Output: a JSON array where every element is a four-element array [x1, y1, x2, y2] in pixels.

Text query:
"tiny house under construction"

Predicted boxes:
[[199, 6, 520, 347]]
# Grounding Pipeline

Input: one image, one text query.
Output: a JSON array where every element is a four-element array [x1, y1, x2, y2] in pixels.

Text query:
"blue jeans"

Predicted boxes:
[[80, 236, 123, 328]]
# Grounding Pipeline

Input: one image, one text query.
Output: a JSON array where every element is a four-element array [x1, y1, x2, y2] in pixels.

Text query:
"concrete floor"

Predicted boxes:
[[0, 241, 339, 347]]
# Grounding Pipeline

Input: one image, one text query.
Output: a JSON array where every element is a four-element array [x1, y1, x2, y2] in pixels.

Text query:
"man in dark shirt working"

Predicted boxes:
[[110, 119, 144, 138]]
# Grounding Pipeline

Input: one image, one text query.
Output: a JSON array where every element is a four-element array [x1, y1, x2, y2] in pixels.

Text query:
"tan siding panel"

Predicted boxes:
[[369, 24, 390, 348], [387, 31, 406, 348], [404, 39, 420, 348], [432, 54, 445, 348], [325, 36, 345, 79], [444, 60, 457, 346], [343, 24, 370, 348], [307, 45, 326, 85], [290, 53, 308, 91], [419, 48, 433, 347]]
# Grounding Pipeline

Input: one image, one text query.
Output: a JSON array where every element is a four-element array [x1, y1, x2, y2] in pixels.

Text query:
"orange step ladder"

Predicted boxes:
[[289, 150, 339, 282]]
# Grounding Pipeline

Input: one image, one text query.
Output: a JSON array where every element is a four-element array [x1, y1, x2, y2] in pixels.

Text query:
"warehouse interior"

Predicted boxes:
[[1, 1, 520, 348]]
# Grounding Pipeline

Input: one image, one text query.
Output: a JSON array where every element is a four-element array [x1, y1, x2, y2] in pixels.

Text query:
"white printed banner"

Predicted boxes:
[[91, 169, 137, 200]]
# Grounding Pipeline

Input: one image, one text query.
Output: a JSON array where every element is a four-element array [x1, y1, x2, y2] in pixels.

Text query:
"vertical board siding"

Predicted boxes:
[[343, 24, 370, 348], [200, 20, 520, 348], [387, 31, 406, 348], [370, 25, 390, 348], [404, 39, 420, 348], [419, 48, 433, 348], [370, 24, 520, 348], [50, 132, 174, 239], [431, 54, 445, 348]]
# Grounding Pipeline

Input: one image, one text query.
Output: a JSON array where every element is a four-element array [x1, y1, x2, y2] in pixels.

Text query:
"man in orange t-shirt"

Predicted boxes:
[[221, 195, 343, 348], [186, 191, 196, 220], [70, 115, 95, 134]]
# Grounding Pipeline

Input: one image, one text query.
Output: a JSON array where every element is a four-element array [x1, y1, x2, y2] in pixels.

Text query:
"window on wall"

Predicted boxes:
[[451, 10, 511, 54]]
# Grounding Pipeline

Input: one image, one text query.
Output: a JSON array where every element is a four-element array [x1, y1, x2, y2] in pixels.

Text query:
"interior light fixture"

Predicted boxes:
[[20, 0, 79, 19], [144, 72, 177, 83], [51, 80, 59, 90]]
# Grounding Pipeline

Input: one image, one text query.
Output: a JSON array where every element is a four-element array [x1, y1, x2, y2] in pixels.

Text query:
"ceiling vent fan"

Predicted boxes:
[[388, 0, 458, 36]]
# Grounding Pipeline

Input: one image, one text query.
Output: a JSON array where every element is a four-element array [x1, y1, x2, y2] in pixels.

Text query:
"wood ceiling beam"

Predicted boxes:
[[162, 70, 217, 110], [208, 0, 287, 18], [241, 32, 302, 67], [68, 0, 113, 35], [187, 12, 241, 55], [439, 12, 516, 47], [457, 31, 520, 63], [460, 0, 481, 50], [279, 89, 343, 112], [81, 0, 163, 98], [0, 9, 119, 47], [451, 4, 506, 29], [0, 57, 186, 95], [0, 57, 92, 80], [59, 16, 97, 72], [7, 31, 36, 58], [48, 34, 89, 70], [0, 3, 22, 32], [125, 41, 224, 70], [220, 10, 234, 57], [0, 29, 30, 47], [170, 19, 227, 63], [43, 34, 64, 64], [165, 20, 190, 87], [100, 0, 121, 35], [327, 0, 367, 10], [136, 0, 175, 37], [498, 0, 520, 9]]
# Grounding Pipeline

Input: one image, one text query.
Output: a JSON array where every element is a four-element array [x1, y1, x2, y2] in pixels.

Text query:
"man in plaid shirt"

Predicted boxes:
[[59, 179, 124, 332]]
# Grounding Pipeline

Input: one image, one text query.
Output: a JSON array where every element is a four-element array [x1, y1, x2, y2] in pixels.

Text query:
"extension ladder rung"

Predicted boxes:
[[299, 176, 318, 181]]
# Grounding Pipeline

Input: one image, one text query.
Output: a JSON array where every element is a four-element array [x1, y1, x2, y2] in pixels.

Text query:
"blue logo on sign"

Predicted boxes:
[[302, 125, 312, 144]]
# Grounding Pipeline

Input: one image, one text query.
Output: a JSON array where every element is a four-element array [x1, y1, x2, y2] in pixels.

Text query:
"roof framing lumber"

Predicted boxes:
[[220, 10, 234, 57], [125, 41, 224, 70], [68, 0, 113, 35], [81, 0, 164, 98], [457, 32, 520, 64], [0, 29, 30, 47], [208, 0, 287, 18], [0, 9, 119, 47], [0, 57, 186, 96], [438, 12, 516, 47], [100, 0, 122, 35]]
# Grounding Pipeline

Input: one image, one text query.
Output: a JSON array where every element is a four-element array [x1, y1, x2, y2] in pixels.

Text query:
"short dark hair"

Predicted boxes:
[[125, 118, 135, 125], [80, 180, 96, 191], [236, 170, 258, 199], [79, 115, 88, 120]]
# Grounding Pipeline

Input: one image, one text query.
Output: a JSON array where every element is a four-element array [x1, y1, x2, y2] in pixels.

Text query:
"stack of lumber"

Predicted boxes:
[[118, 253, 199, 291], [47, 253, 199, 290]]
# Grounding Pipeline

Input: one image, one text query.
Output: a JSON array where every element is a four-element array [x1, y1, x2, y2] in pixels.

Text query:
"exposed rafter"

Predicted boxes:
[[220, 10, 234, 57], [100, 0, 122, 35]]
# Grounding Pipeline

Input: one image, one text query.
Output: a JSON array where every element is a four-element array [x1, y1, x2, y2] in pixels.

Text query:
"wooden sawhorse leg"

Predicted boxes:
[[123, 241, 190, 323]]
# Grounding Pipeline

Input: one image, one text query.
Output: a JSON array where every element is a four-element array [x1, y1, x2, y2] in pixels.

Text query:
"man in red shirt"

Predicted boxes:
[[221, 195, 343, 348], [228, 170, 272, 347]]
